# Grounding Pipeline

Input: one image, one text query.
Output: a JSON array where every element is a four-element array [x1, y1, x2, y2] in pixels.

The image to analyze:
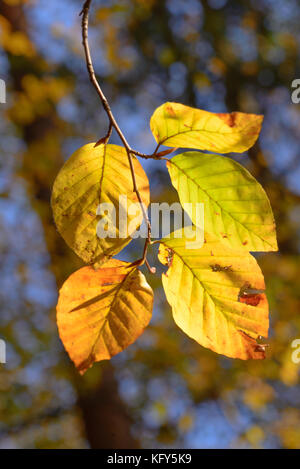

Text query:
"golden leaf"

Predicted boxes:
[[56, 259, 153, 374], [150, 102, 263, 153], [158, 228, 269, 360], [51, 143, 150, 266]]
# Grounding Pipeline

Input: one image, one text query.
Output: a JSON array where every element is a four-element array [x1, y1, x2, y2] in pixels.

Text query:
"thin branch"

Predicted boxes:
[[94, 122, 112, 147], [154, 142, 161, 154], [80, 0, 128, 149], [131, 150, 168, 160], [145, 258, 156, 274], [80, 0, 154, 271], [131, 147, 177, 160]]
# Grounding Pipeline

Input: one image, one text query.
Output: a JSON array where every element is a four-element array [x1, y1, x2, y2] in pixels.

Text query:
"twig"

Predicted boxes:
[[131, 150, 168, 160], [94, 122, 112, 147], [145, 258, 156, 274], [131, 147, 177, 160], [154, 142, 161, 154], [80, 0, 154, 271]]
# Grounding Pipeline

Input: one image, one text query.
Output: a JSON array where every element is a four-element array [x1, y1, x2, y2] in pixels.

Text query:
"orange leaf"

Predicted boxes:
[[56, 259, 153, 374]]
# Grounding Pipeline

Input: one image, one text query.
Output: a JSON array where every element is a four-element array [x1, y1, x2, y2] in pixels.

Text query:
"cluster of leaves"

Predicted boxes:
[[52, 102, 278, 374]]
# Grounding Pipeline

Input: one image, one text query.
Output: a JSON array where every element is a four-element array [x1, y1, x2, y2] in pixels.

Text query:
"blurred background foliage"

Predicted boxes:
[[0, 0, 300, 449]]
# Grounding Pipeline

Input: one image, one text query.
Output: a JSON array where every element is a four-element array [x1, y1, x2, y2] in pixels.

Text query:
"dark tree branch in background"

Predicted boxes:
[[80, 0, 157, 272]]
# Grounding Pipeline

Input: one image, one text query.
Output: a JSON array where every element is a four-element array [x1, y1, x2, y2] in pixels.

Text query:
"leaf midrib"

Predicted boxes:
[[87, 266, 135, 361], [157, 112, 255, 146]]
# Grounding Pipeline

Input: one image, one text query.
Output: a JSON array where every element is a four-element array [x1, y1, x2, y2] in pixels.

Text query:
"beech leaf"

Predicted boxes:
[[167, 152, 278, 252], [51, 143, 150, 266], [158, 229, 269, 360], [56, 259, 153, 374], [150, 102, 263, 153]]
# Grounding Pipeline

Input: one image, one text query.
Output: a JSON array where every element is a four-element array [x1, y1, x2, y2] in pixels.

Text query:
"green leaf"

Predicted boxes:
[[167, 152, 278, 252], [150, 102, 263, 153], [158, 228, 269, 360], [51, 143, 150, 265]]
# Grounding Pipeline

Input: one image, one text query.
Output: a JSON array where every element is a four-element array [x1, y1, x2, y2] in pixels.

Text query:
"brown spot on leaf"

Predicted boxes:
[[166, 248, 174, 267], [238, 282, 264, 307], [255, 336, 269, 353], [238, 330, 267, 359], [255, 344, 269, 353], [217, 112, 237, 127], [166, 105, 176, 117], [210, 264, 232, 272], [240, 294, 261, 307], [242, 240, 248, 246]]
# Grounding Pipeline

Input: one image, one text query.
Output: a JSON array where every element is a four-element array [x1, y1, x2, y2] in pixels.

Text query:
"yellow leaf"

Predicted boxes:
[[51, 143, 150, 266], [167, 152, 278, 252], [150, 102, 263, 153], [56, 259, 153, 374], [158, 228, 269, 360]]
